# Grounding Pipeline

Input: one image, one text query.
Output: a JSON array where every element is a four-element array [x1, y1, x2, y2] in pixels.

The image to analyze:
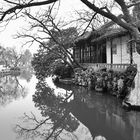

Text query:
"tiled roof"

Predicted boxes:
[[75, 32, 92, 44], [91, 28, 128, 43], [75, 15, 129, 44]]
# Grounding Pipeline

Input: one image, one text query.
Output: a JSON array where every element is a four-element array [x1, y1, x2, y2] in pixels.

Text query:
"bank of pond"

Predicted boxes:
[[53, 65, 139, 111]]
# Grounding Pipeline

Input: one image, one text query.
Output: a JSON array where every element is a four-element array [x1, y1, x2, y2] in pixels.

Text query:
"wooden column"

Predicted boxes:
[[110, 39, 113, 67], [120, 37, 122, 64], [130, 35, 133, 64], [100, 44, 103, 63], [82, 45, 84, 63], [130, 42, 133, 64], [89, 44, 91, 63], [96, 44, 98, 63], [79, 45, 81, 63]]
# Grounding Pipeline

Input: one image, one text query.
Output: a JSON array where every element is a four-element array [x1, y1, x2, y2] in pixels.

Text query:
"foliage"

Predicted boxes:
[[53, 64, 74, 79], [32, 48, 74, 80], [31, 46, 61, 79], [48, 27, 78, 49], [132, 0, 140, 20], [32, 27, 78, 79], [0, 46, 32, 69]]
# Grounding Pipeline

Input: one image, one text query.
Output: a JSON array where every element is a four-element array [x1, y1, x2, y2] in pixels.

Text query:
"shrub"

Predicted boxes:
[[53, 64, 74, 79]]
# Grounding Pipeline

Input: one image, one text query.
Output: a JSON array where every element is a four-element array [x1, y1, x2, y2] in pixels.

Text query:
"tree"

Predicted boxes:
[[17, 7, 80, 78], [0, 47, 21, 68], [31, 44, 63, 79], [0, 45, 32, 69], [20, 49, 32, 67], [10, 4, 82, 76], [74, 0, 116, 35], [15, 8, 80, 68], [1, 0, 140, 53], [132, 0, 140, 20]]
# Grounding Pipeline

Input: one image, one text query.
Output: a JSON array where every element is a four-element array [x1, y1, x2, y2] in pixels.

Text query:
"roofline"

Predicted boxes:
[[91, 30, 128, 43]]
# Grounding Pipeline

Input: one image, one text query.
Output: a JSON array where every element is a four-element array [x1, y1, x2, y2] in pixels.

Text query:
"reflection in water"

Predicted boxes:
[[19, 68, 33, 82], [1, 76, 140, 140], [0, 75, 28, 106], [15, 79, 80, 140], [52, 82, 140, 140], [0, 69, 34, 140], [0, 68, 33, 107]]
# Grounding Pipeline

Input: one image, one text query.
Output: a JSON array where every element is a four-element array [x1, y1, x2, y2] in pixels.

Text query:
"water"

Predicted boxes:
[[0, 75, 140, 140]]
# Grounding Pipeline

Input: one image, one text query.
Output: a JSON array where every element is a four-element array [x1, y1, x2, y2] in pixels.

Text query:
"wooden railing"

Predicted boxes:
[[82, 63, 137, 71]]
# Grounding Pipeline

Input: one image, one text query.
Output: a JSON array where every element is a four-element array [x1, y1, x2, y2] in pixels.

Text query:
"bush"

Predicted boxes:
[[53, 64, 74, 79]]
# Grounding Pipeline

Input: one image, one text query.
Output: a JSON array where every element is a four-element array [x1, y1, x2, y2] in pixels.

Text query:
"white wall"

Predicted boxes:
[[106, 35, 131, 64], [106, 35, 140, 105]]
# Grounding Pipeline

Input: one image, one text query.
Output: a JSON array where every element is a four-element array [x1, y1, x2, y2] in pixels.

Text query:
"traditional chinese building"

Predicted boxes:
[[74, 21, 140, 106], [74, 21, 140, 71]]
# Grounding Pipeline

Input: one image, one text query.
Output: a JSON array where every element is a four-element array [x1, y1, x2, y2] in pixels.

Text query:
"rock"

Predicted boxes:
[[94, 136, 106, 140]]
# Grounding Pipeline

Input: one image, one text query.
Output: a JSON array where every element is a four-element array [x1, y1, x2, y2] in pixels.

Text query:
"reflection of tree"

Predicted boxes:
[[19, 68, 33, 82], [53, 83, 136, 140], [15, 80, 79, 140], [0, 75, 28, 106], [19, 49, 33, 82]]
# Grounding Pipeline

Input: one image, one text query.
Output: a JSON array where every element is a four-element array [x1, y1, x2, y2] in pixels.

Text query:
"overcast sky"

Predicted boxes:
[[0, 0, 87, 53], [0, 0, 121, 54]]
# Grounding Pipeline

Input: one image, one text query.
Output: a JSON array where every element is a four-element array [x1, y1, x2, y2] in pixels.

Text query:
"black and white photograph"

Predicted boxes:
[[0, 0, 140, 140]]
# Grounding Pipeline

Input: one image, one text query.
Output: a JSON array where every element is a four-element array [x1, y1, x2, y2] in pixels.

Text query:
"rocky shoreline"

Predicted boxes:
[[53, 65, 140, 111]]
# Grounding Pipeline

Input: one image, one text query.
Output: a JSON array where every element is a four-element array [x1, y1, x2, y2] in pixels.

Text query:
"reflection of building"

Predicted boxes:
[[54, 78, 140, 140], [69, 86, 140, 140]]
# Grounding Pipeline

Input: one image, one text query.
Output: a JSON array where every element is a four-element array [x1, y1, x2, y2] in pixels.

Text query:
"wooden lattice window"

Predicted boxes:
[[127, 42, 136, 53]]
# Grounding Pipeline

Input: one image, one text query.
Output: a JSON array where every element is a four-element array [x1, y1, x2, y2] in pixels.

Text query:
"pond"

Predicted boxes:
[[0, 74, 140, 140]]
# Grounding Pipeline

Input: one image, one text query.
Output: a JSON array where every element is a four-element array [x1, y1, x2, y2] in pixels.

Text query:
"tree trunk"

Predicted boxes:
[[130, 27, 140, 54]]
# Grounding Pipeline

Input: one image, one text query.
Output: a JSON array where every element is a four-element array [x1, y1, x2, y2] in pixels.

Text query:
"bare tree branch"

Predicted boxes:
[[80, 12, 97, 36], [80, 0, 136, 32], [0, 0, 58, 21], [16, 112, 51, 132], [127, 0, 140, 8], [115, 0, 132, 23], [3, 0, 20, 5]]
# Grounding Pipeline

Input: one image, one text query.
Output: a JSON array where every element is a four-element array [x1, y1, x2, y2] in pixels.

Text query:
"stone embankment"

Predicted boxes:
[[54, 64, 139, 110], [73, 65, 139, 110], [53, 64, 140, 110], [75, 65, 135, 93]]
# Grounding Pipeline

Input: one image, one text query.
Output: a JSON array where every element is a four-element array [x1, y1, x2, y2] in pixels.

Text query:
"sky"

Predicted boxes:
[[0, 0, 121, 54], [0, 0, 87, 54]]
